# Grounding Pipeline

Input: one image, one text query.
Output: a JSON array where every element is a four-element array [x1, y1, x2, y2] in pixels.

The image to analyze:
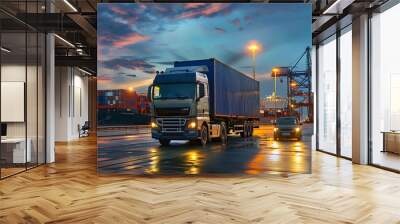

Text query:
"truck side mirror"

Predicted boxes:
[[147, 85, 152, 102]]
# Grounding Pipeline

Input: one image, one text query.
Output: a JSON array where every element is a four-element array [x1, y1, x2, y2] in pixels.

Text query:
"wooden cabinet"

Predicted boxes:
[[382, 132, 400, 154]]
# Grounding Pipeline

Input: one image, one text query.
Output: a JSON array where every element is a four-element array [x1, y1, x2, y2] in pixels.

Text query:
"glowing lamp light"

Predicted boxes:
[[248, 44, 259, 52], [151, 122, 158, 128], [246, 40, 262, 80], [188, 121, 196, 129], [246, 41, 262, 55]]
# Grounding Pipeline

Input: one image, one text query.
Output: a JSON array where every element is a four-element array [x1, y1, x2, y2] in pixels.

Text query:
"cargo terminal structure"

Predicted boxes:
[[1, 1, 400, 222]]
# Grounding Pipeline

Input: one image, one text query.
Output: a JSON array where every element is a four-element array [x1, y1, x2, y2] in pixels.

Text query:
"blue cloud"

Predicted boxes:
[[98, 3, 311, 96]]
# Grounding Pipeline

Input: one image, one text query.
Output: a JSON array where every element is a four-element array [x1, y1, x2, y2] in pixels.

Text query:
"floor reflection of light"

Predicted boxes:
[[148, 157, 159, 173], [268, 171, 283, 175], [189, 151, 198, 161], [186, 166, 199, 175], [294, 146, 302, 151], [289, 152, 304, 172], [150, 148, 158, 154], [268, 154, 280, 161], [185, 151, 201, 175], [125, 165, 136, 170], [146, 148, 159, 174], [294, 152, 302, 163], [272, 141, 279, 148]]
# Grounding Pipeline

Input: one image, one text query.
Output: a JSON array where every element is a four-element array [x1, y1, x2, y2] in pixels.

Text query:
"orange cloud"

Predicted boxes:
[[99, 78, 153, 92], [110, 6, 127, 15], [124, 78, 153, 92], [184, 3, 207, 9], [178, 3, 229, 19], [97, 76, 112, 85], [113, 33, 150, 48], [202, 3, 226, 15]]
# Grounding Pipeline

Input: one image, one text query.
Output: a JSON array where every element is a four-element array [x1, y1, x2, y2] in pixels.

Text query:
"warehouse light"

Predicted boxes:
[[78, 67, 92, 76], [322, 0, 354, 15], [1, 47, 11, 53], [323, 0, 341, 14], [54, 34, 75, 48], [63, 0, 78, 12]]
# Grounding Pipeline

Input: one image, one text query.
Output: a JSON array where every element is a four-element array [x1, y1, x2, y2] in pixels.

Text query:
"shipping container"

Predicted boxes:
[[174, 59, 259, 119]]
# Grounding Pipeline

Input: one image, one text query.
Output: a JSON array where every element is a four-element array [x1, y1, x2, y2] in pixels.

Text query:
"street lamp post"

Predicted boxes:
[[246, 42, 261, 80], [272, 68, 279, 97], [272, 68, 279, 123], [251, 48, 256, 79]]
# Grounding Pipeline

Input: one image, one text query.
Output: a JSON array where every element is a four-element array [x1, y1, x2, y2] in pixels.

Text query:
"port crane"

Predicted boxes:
[[271, 47, 313, 122]]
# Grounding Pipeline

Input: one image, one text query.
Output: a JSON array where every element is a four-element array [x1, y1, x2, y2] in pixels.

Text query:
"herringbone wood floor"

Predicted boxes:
[[1, 136, 400, 224]]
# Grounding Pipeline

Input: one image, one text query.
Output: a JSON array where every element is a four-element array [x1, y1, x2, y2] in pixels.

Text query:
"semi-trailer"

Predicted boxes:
[[147, 58, 260, 146]]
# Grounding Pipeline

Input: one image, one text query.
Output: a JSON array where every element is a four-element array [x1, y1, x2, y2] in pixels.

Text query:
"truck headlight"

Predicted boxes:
[[188, 121, 196, 129], [274, 127, 278, 132], [151, 122, 158, 128], [295, 127, 300, 132]]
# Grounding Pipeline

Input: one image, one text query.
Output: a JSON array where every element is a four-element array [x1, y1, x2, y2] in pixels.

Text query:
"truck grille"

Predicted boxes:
[[156, 118, 187, 133], [155, 107, 190, 116]]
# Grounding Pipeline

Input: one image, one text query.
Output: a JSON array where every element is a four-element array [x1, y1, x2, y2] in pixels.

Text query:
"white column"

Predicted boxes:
[[352, 14, 369, 164], [46, 33, 55, 163], [311, 45, 317, 151], [45, 0, 55, 163]]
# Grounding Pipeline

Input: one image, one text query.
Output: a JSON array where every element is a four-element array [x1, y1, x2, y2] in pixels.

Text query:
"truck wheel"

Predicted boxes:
[[249, 124, 254, 137], [220, 122, 228, 145], [245, 123, 251, 138], [200, 125, 208, 146], [240, 123, 247, 138], [159, 139, 170, 146]]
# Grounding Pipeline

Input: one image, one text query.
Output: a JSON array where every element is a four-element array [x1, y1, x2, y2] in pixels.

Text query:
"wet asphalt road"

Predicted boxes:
[[97, 124, 312, 175]]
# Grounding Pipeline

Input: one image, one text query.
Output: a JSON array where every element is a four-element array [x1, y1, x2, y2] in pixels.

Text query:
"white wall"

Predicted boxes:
[[1, 63, 46, 164], [55, 67, 89, 141], [1, 65, 26, 138]]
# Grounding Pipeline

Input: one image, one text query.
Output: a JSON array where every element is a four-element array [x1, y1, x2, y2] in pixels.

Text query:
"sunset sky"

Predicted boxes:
[[98, 3, 311, 98]]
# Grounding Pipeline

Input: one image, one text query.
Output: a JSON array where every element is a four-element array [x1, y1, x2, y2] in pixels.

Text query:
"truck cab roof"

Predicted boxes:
[[153, 71, 208, 85], [165, 65, 208, 74]]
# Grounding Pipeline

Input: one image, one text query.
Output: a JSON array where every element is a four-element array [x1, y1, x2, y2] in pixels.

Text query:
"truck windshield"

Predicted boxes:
[[277, 117, 297, 125], [153, 83, 195, 100]]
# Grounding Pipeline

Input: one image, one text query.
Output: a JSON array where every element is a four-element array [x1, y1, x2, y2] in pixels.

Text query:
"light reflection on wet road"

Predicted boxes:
[[97, 125, 312, 175]]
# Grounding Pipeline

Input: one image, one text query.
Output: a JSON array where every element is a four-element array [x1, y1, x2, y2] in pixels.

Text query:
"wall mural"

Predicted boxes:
[[97, 3, 312, 175]]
